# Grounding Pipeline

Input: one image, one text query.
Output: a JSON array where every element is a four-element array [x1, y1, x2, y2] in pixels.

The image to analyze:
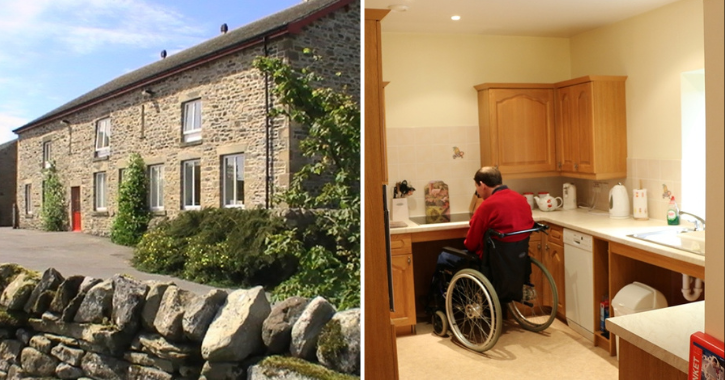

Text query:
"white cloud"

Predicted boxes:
[[0, 113, 26, 144], [0, 0, 204, 56]]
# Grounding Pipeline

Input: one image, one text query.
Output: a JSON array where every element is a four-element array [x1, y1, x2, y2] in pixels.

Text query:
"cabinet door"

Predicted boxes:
[[571, 82, 594, 174], [485, 88, 557, 175], [556, 85, 578, 173], [390, 254, 416, 327], [545, 240, 566, 319], [528, 232, 544, 309]]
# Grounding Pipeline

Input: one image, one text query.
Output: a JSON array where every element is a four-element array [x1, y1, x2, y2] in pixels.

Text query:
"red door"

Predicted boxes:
[[71, 187, 81, 232]]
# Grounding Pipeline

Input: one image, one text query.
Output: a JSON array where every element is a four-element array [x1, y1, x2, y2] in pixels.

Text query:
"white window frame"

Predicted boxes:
[[95, 118, 111, 157], [149, 165, 164, 211], [24, 184, 32, 215], [222, 154, 245, 208], [182, 100, 202, 142], [42, 141, 51, 168], [94, 172, 107, 211], [182, 160, 201, 209]]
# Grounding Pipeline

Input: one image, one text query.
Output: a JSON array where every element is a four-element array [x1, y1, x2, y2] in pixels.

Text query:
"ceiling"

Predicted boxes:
[[365, 0, 682, 37]]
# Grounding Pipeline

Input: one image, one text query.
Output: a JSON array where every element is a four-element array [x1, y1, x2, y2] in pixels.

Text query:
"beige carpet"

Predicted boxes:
[[396, 318, 619, 379]]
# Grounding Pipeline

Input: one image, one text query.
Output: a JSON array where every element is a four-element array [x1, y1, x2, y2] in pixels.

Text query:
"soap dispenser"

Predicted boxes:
[[666, 196, 680, 225]]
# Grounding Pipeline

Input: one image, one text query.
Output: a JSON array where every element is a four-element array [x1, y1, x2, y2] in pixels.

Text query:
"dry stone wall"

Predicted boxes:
[[0, 264, 360, 379]]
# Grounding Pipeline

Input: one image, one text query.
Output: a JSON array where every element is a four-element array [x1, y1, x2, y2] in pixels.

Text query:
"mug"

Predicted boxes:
[[523, 192, 534, 210]]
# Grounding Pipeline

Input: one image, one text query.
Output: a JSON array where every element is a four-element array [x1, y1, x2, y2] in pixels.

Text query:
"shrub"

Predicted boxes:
[[111, 153, 150, 246], [40, 163, 68, 231], [132, 208, 296, 289], [131, 223, 185, 275]]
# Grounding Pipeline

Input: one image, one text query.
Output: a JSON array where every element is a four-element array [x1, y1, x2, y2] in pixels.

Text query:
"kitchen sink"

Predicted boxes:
[[627, 228, 705, 255]]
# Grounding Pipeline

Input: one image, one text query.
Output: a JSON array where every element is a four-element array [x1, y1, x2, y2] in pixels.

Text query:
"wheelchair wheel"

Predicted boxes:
[[445, 268, 502, 352], [432, 310, 448, 337], [507, 257, 558, 332]]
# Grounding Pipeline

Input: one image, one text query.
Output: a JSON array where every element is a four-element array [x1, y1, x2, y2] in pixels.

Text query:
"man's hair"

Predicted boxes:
[[474, 166, 502, 187]]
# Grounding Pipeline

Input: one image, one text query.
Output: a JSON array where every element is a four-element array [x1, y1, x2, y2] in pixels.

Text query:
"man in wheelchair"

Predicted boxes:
[[435, 166, 534, 271], [427, 167, 557, 352]]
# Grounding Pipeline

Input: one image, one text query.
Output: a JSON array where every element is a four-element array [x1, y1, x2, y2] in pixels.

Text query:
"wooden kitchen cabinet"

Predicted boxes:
[[390, 234, 417, 335], [555, 76, 628, 180], [543, 224, 566, 320], [527, 226, 565, 320], [474, 83, 558, 178]]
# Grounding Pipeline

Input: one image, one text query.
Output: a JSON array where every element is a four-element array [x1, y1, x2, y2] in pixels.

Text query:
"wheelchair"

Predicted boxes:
[[427, 222, 558, 352]]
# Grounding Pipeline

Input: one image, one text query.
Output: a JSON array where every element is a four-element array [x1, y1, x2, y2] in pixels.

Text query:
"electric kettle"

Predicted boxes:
[[563, 183, 577, 210], [609, 183, 630, 219]]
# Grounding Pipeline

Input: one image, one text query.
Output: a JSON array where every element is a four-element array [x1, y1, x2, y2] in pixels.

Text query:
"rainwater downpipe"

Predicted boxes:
[[682, 274, 704, 301], [264, 36, 271, 209]]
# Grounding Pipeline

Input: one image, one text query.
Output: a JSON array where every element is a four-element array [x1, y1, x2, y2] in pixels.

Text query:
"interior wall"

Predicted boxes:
[[569, 0, 704, 161], [381, 33, 571, 129], [703, 0, 724, 343]]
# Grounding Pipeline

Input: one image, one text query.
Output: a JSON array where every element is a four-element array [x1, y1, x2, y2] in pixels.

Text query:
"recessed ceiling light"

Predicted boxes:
[[389, 4, 409, 12], [451, 15, 461, 21]]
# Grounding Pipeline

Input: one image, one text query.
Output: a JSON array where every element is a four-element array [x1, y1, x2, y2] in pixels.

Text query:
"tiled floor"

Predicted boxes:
[[396, 318, 619, 379]]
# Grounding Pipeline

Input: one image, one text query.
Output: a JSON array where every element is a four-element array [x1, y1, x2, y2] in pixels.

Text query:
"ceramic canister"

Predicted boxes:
[[633, 189, 648, 220]]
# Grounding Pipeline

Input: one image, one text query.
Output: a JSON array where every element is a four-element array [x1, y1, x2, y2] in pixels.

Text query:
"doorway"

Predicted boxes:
[[71, 187, 81, 232]]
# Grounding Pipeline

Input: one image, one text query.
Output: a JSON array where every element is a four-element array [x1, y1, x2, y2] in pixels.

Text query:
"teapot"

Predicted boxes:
[[534, 192, 563, 211]]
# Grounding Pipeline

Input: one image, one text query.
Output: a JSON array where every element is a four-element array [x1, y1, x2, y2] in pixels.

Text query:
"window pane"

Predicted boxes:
[[95, 172, 106, 210], [149, 165, 164, 209], [194, 162, 201, 206]]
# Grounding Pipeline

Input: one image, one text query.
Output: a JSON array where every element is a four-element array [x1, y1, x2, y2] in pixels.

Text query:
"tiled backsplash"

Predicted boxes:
[[386, 127, 683, 224]]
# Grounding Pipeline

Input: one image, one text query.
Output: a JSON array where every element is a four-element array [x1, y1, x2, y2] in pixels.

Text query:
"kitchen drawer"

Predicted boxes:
[[546, 224, 564, 245], [390, 234, 412, 256]]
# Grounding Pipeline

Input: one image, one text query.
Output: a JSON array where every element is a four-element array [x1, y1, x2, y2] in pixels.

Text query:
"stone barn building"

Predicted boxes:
[[13, 0, 359, 236], [0, 139, 17, 227]]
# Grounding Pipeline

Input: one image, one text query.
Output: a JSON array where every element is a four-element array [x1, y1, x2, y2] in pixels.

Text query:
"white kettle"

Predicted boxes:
[[609, 183, 630, 219], [563, 183, 577, 210]]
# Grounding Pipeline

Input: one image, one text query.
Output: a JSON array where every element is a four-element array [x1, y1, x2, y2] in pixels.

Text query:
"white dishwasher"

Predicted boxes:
[[563, 228, 594, 342]]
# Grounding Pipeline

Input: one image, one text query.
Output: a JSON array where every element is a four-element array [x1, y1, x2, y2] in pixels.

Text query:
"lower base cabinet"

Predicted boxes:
[[390, 234, 416, 334]]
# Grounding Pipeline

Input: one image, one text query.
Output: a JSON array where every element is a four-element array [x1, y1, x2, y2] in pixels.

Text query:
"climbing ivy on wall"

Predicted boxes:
[[111, 153, 150, 246], [41, 162, 68, 231]]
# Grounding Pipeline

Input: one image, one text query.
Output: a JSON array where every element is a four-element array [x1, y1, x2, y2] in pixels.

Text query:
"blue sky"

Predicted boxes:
[[0, 0, 302, 144]]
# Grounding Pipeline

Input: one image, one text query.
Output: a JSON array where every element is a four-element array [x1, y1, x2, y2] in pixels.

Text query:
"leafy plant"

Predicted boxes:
[[111, 153, 150, 246], [253, 50, 360, 310], [40, 162, 68, 231]]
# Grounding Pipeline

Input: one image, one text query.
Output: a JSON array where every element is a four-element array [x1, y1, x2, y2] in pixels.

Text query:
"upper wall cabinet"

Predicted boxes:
[[475, 83, 559, 178], [555, 76, 628, 180]]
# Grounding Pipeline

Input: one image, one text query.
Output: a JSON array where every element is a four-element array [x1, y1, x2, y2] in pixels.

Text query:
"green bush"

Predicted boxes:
[[111, 153, 150, 246], [132, 208, 296, 289], [131, 223, 186, 275], [41, 163, 68, 231]]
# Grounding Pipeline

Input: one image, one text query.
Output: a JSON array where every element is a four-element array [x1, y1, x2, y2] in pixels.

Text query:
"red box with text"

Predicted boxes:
[[689, 331, 724, 380]]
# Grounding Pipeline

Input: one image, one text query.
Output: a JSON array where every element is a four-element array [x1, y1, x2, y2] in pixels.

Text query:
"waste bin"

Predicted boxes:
[[612, 281, 668, 360]]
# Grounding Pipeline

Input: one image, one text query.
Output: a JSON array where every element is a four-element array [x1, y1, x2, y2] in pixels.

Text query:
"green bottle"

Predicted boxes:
[[666, 196, 679, 225]]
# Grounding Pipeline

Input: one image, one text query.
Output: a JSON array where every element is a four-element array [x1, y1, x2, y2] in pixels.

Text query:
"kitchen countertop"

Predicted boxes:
[[390, 207, 705, 268], [606, 301, 704, 373]]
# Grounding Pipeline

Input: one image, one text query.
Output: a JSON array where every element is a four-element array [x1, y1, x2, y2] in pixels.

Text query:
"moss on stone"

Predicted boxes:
[[0, 307, 29, 327], [0, 263, 27, 291], [318, 319, 346, 360], [259, 356, 358, 380]]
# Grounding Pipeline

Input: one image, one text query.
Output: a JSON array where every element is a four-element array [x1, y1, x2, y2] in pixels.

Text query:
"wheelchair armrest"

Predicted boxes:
[[441, 246, 479, 261]]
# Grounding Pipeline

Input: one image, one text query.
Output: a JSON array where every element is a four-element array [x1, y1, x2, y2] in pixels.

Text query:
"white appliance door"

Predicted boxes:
[[564, 243, 595, 342]]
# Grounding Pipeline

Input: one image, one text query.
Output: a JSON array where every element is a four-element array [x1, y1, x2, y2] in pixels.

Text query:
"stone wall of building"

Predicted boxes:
[[15, 1, 360, 236], [0, 140, 17, 227]]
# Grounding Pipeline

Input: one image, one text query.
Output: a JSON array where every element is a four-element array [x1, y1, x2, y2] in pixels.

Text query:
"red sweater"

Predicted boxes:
[[464, 187, 534, 259]]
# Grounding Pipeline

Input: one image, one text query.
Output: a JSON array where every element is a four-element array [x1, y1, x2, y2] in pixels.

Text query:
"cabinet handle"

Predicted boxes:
[[545, 244, 549, 251], [407, 257, 411, 265], [537, 243, 541, 250], [574, 163, 579, 170], [557, 162, 562, 169]]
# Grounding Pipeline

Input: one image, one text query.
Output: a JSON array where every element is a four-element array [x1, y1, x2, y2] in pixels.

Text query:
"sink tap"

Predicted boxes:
[[679, 211, 706, 231]]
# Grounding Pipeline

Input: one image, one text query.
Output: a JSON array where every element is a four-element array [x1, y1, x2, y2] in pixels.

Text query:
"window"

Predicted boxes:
[[94, 172, 107, 211], [42, 141, 51, 168], [681, 69, 706, 220], [95, 118, 111, 157], [222, 154, 245, 208], [24, 184, 32, 214], [118, 168, 126, 191], [182, 160, 201, 209], [149, 165, 164, 211], [182, 99, 202, 142]]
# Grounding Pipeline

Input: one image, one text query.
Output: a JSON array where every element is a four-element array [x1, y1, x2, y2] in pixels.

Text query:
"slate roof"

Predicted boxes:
[[14, 0, 353, 134]]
